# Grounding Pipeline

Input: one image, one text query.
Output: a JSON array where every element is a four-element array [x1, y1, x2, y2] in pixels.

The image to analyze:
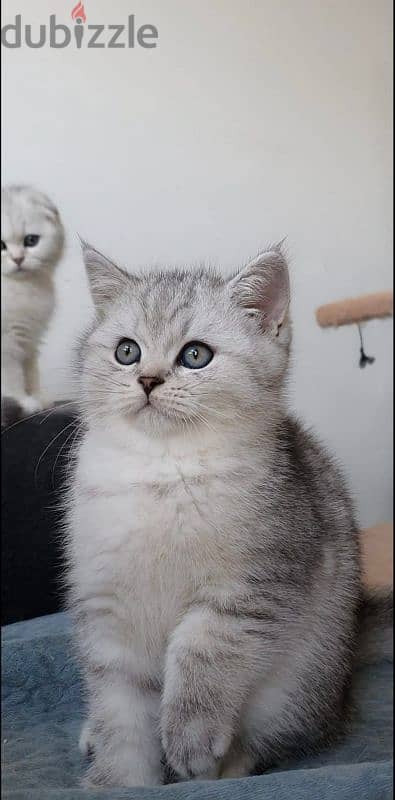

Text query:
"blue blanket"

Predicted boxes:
[[2, 613, 393, 799]]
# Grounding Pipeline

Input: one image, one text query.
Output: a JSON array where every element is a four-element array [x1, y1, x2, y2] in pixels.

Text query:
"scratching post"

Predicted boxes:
[[315, 289, 393, 551], [316, 289, 393, 367], [316, 291, 393, 329]]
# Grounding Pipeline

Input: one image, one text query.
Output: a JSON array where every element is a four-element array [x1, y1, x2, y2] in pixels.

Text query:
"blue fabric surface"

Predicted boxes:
[[2, 613, 393, 800]]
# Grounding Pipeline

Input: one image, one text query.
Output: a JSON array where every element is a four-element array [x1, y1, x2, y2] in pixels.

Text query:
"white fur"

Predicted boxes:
[[67, 248, 360, 787], [68, 420, 267, 785], [1, 185, 64, 415], [69, 423, 262, 667]]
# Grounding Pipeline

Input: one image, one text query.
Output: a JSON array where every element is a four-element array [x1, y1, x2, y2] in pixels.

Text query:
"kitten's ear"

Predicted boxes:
[[229, 245, 290, 335], [80, 240, 129, 311]]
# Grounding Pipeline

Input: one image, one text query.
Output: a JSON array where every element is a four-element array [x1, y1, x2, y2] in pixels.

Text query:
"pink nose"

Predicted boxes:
[[13, 257, 24, 267], [138, 376, 164, 396]]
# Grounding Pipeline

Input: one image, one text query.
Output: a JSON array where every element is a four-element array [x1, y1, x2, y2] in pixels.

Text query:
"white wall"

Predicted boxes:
[[2, 0, 393, 527]]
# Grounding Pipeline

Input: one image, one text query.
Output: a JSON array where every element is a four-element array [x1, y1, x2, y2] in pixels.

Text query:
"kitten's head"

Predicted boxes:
[[77, 243, 291, 438], [1, 185, 64, 277]]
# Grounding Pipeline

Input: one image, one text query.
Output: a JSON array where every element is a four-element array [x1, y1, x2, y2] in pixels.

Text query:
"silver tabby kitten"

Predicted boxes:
[[1, 185, 64, 425], [66, 242, 383, 788]]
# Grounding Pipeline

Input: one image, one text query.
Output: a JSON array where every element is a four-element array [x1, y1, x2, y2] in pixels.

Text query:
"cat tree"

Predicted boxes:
[[316, 291, 393, 329], [315, 289, 393, 587]]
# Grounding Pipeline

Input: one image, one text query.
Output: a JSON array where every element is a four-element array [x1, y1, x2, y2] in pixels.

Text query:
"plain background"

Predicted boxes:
[[2, 0, 393, 528]]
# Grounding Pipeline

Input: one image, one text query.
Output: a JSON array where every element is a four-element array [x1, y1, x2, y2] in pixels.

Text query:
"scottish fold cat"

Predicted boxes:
[[66, 242, 391, 787], [1, 185, 64, 424]]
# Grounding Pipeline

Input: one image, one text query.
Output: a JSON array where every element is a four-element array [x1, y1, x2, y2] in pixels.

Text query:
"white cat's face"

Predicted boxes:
[[76, 245, 291, 439], [1, 186, 64, 276]]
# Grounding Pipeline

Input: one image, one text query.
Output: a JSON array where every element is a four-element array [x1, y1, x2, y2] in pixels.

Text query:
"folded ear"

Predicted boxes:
[[36, 192, 62, 224], [80, 240, 130, 311], [229, 245, 290, 335]]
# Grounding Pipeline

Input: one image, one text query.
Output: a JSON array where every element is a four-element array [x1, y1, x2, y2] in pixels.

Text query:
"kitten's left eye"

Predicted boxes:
[[115, 339, 141, 365], [1, 240, 6, 251], [178, 342, 214, 370], [24, 234, 40, 247]]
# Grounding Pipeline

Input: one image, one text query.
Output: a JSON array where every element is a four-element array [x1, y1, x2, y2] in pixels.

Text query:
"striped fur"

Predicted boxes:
[[65, 244, 376, 787]]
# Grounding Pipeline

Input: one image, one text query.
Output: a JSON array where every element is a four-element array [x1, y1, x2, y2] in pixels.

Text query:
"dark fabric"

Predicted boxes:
[[1, 612, 393, 799], [1, 408, 79, 625]]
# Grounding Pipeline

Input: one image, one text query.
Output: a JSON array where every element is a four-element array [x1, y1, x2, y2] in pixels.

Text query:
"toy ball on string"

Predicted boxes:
[[357, 325, 375, 368], [316, 291, 393, 369]]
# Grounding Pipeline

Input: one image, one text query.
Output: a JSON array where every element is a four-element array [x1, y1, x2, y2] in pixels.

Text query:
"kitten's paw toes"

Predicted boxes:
[[220, 750, 255, 779], [83, 761, 163, 789], [163, 716, 231, 779], [82, 764, 110, 788], [20, 395, 43, 415]]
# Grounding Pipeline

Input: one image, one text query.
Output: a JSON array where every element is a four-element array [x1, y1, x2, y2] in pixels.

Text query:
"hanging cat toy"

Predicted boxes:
[[316, 291, 393, 368]]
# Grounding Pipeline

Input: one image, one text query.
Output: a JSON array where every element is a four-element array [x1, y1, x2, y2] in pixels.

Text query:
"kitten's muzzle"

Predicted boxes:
[[138, 376, 165, 397]]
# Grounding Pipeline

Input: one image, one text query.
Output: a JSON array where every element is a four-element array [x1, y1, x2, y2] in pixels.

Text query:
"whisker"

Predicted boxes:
[[51, 420, 81, 488], [2, 406, 50, 435], [39, 401, 77, 425], [34, 420, 79, 486]]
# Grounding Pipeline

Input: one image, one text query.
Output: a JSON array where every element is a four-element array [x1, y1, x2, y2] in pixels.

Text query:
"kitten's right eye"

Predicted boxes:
[[1, 241, 6, 251], [115, 339, 141, 365], [24, 234, 40, 247], [178, 341, 214, 369]]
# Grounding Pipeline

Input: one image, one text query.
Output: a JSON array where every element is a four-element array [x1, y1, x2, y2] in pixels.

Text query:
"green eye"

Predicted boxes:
[[179, 341, 214, 370], [115, 339, 141, 365]]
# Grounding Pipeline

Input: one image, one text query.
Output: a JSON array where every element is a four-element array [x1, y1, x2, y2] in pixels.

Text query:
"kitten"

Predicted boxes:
[[66, 242, 390, 788], [1, 185, 64, 423]]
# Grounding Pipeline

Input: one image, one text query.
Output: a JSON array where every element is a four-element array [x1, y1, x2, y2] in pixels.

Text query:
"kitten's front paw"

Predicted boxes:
[[162, 709, 232, 779], [1, 394, 42, 426], [20, 394, 43, 415], [84, 758, 163, 788], [79, 720, 163, 787]]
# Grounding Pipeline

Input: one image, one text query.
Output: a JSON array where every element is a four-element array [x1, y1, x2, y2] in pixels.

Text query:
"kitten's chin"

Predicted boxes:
[[2, 264, 22, 276], [2, 262, 48, 277], [130, 401, 191, 436]]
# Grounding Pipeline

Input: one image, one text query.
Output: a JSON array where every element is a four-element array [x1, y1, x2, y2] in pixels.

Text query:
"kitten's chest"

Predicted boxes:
[[1, 276, 53, 336], [71, 433, 242, 637]]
